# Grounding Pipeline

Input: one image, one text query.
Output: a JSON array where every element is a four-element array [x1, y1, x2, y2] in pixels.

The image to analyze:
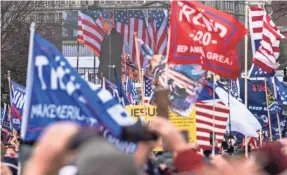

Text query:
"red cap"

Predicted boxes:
[[173, 149, 204, 173]]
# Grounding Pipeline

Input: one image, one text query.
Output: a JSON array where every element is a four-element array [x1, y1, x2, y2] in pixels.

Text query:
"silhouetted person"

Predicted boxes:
[[98, 18, 123, 85]]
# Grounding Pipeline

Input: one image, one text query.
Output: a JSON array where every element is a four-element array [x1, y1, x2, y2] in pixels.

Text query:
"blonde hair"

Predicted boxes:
[[102, 18, 114, 27]]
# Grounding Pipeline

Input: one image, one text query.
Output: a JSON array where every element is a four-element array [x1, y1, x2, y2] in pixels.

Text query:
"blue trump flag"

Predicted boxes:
[[1, 104, 13, 141], [9, 80, 25, 131], [21, 29, 136, 142], [238, 78, 285, 139]]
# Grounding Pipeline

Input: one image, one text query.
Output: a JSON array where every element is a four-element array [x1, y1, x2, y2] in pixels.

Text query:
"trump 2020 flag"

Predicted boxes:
[[168, 1, 246, 80], [21, 27, 136, 141], [9, 80, 25, 131]]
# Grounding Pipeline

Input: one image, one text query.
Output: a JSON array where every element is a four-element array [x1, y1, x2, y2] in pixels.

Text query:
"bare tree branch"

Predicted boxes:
[[1, 1, 63, 104], [271, 1, 287, 21]]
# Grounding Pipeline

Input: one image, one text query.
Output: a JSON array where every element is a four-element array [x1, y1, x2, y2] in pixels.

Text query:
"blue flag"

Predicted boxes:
[[114, 68, 130, 106], [21, 32, 136, 142], [1, 104, 13, 141], [267, 77, 287, 105], [103, 78, 127, 106], [238, 79, 285, 139], [270, 114, 286, 140], [248, 64, 274, 78], [197, 80, 219, 101], [126, 77, 139, 105], [9, 80, 25, 131]]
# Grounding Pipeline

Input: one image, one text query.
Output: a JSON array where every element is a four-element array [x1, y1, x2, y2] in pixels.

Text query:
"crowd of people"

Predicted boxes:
[[1, 117, 287, 175], [1, 3, 287, 175]]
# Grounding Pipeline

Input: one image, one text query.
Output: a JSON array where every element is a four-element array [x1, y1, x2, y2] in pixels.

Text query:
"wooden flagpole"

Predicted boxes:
[[101, 73, 104, 88], [212, 73, 216, 156], [93, 53, 96, 83], [7, 70, 12, 102], [154, 9, 171, 120], [244, 2, 249, 158], [76, 41, 80, 72], [259, 130, 263, 147], [164, 25, 171, 89], [272, 76, 282, 140], [264, 78, 273, 141], [134, 33, 144, 105], [134, 33, 148, 121]]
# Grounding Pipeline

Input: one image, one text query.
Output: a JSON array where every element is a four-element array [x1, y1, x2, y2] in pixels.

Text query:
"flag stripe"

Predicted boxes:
[[78, 11, 104, 57], [195, 102, 229, 149], [250, 6, 286, 72]]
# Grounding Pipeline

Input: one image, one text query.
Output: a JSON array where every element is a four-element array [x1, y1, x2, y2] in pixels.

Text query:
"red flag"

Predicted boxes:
[[202, 49, 240, 80], [168, 1, 247, 79]]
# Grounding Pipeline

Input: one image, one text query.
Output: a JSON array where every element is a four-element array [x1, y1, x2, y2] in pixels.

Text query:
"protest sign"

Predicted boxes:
[[125, 105, 196, 151]]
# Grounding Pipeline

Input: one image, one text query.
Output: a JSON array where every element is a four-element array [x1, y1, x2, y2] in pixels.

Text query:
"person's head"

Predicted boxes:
[[76, 137, 140, 175], [102, 19, 113, 34]]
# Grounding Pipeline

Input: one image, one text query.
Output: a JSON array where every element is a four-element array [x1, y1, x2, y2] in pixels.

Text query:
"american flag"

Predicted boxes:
[[148, 10, 168, 55], [114, 10, 149, 80], [195, 101, 229, 150], [163, 69, 199, 96], [77, 11, 112, 56], [248, 6, 274, 77], [144, 75, 153, 104], [121, 39, 138, 80], [249, 6, 286, 73]]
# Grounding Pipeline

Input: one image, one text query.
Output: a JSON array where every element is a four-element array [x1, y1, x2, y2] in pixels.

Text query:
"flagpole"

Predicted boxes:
[[134, 33, 145, 105], [19, 22, 36, 175], [244, 2, 249, 158], [134, 33, 148, 121], [101, 73, 104, 88], [164, 26, 171, 89], [7, 70, 12, 103], [272, 76, 282, 140], [76, 41, 80, 72], [264, 78, 273, 141], [259, 130, 263, 147], [228, 80, 231, 135], [141, 68, 148, 120], [212, 73, 216, 156], [94, 53, 96, 83]]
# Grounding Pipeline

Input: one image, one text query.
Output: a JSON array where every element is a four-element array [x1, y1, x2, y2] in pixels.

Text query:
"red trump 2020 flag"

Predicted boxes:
[[168, 1, 247, 80]]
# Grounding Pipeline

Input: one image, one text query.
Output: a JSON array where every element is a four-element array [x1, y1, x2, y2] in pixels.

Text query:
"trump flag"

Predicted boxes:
[[168, 1, 247, 80], [21, 29, 136, 142], [9, 80, 25, 131]]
